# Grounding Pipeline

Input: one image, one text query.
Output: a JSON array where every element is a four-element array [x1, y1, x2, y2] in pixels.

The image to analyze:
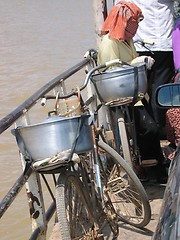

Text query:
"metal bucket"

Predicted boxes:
[[14, 114, 93, 161], [91, 63, 147, 105]]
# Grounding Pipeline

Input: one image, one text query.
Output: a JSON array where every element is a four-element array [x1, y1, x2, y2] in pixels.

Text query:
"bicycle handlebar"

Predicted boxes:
[[104, 59, 122, 68], [134, 40, 154, 54], [42, 59, 123, 103], [134, 40, 154, 46]]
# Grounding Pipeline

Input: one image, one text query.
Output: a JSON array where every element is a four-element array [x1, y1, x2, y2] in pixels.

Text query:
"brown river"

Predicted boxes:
[[0, 1, 98, 239]]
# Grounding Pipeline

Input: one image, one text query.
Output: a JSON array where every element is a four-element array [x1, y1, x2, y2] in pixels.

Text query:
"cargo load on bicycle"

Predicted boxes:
[[91, 62, 147, 106]]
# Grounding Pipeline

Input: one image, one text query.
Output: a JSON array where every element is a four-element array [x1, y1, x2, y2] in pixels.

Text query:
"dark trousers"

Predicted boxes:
[[134, 105, 165, 165], [138, 51, 175, 128]]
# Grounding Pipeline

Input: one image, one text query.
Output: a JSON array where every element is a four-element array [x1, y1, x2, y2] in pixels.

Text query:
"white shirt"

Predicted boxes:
[[114, 0, 174, 51]]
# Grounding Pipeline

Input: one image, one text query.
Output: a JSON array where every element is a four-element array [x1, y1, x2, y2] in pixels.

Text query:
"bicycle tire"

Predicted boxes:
[[56, 171, 100, 239], [98, 140, 151, 228]]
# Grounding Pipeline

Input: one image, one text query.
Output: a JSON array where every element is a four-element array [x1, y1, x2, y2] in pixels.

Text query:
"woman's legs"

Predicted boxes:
[[138, 51, 175, 129], [134, 105, 168, 183]]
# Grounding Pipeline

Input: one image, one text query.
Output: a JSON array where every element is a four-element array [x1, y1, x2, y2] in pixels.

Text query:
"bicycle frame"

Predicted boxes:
[[107, 104, 141, 167]]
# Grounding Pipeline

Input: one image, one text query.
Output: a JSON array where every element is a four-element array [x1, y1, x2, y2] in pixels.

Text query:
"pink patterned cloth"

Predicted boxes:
[[166, 108, 180, 160]]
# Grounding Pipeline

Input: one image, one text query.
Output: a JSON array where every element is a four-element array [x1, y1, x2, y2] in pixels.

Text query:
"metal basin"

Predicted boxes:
[[14, 114, 93, 161], [91, 63, 147, 105]]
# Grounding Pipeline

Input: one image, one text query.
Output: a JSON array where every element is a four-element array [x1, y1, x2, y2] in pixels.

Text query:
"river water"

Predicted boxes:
[[0, 1, 97, 239]]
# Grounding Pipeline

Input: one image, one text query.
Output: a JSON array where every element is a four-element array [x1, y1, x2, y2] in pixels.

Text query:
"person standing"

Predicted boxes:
[[114, 0, 175, 133], [97, 1, 154, 68]]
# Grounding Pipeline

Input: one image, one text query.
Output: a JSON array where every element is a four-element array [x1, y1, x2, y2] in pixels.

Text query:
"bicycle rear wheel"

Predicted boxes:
[[56, 171, 100, 239], [98, 140, 151, 228]]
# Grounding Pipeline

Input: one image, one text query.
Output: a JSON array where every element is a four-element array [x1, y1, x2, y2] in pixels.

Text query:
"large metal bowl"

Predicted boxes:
[[91, 63, 147, 105], [14, 115, 93, 161]]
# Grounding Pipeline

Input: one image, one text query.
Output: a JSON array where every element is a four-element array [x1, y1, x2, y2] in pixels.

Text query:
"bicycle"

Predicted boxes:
[[90, 56, 148, 168], [86, 58, 152, 226], [13, 58, 151, 240], [14, 102, 119, 238], [52, 58, 151, 229]]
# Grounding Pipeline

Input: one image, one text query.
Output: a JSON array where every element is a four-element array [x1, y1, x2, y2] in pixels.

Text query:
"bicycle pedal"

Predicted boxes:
[[141, 159, 158, 167]]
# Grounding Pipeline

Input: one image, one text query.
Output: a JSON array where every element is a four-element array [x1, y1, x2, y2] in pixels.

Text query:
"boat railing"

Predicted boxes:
[[0, 52, 97, 240]]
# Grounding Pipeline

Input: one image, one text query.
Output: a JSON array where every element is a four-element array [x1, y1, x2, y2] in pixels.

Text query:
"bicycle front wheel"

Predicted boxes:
[[56, 171, 99, 240], [98, 140, 151, 228]]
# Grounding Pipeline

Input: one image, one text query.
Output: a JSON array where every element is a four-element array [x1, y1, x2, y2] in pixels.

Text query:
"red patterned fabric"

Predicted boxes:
[[101, 1, 143, 41], [166, 108, 180, 159]]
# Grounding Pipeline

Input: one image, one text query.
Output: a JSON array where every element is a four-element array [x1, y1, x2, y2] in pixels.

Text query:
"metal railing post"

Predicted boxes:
[[18, 113, 47, 240]]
